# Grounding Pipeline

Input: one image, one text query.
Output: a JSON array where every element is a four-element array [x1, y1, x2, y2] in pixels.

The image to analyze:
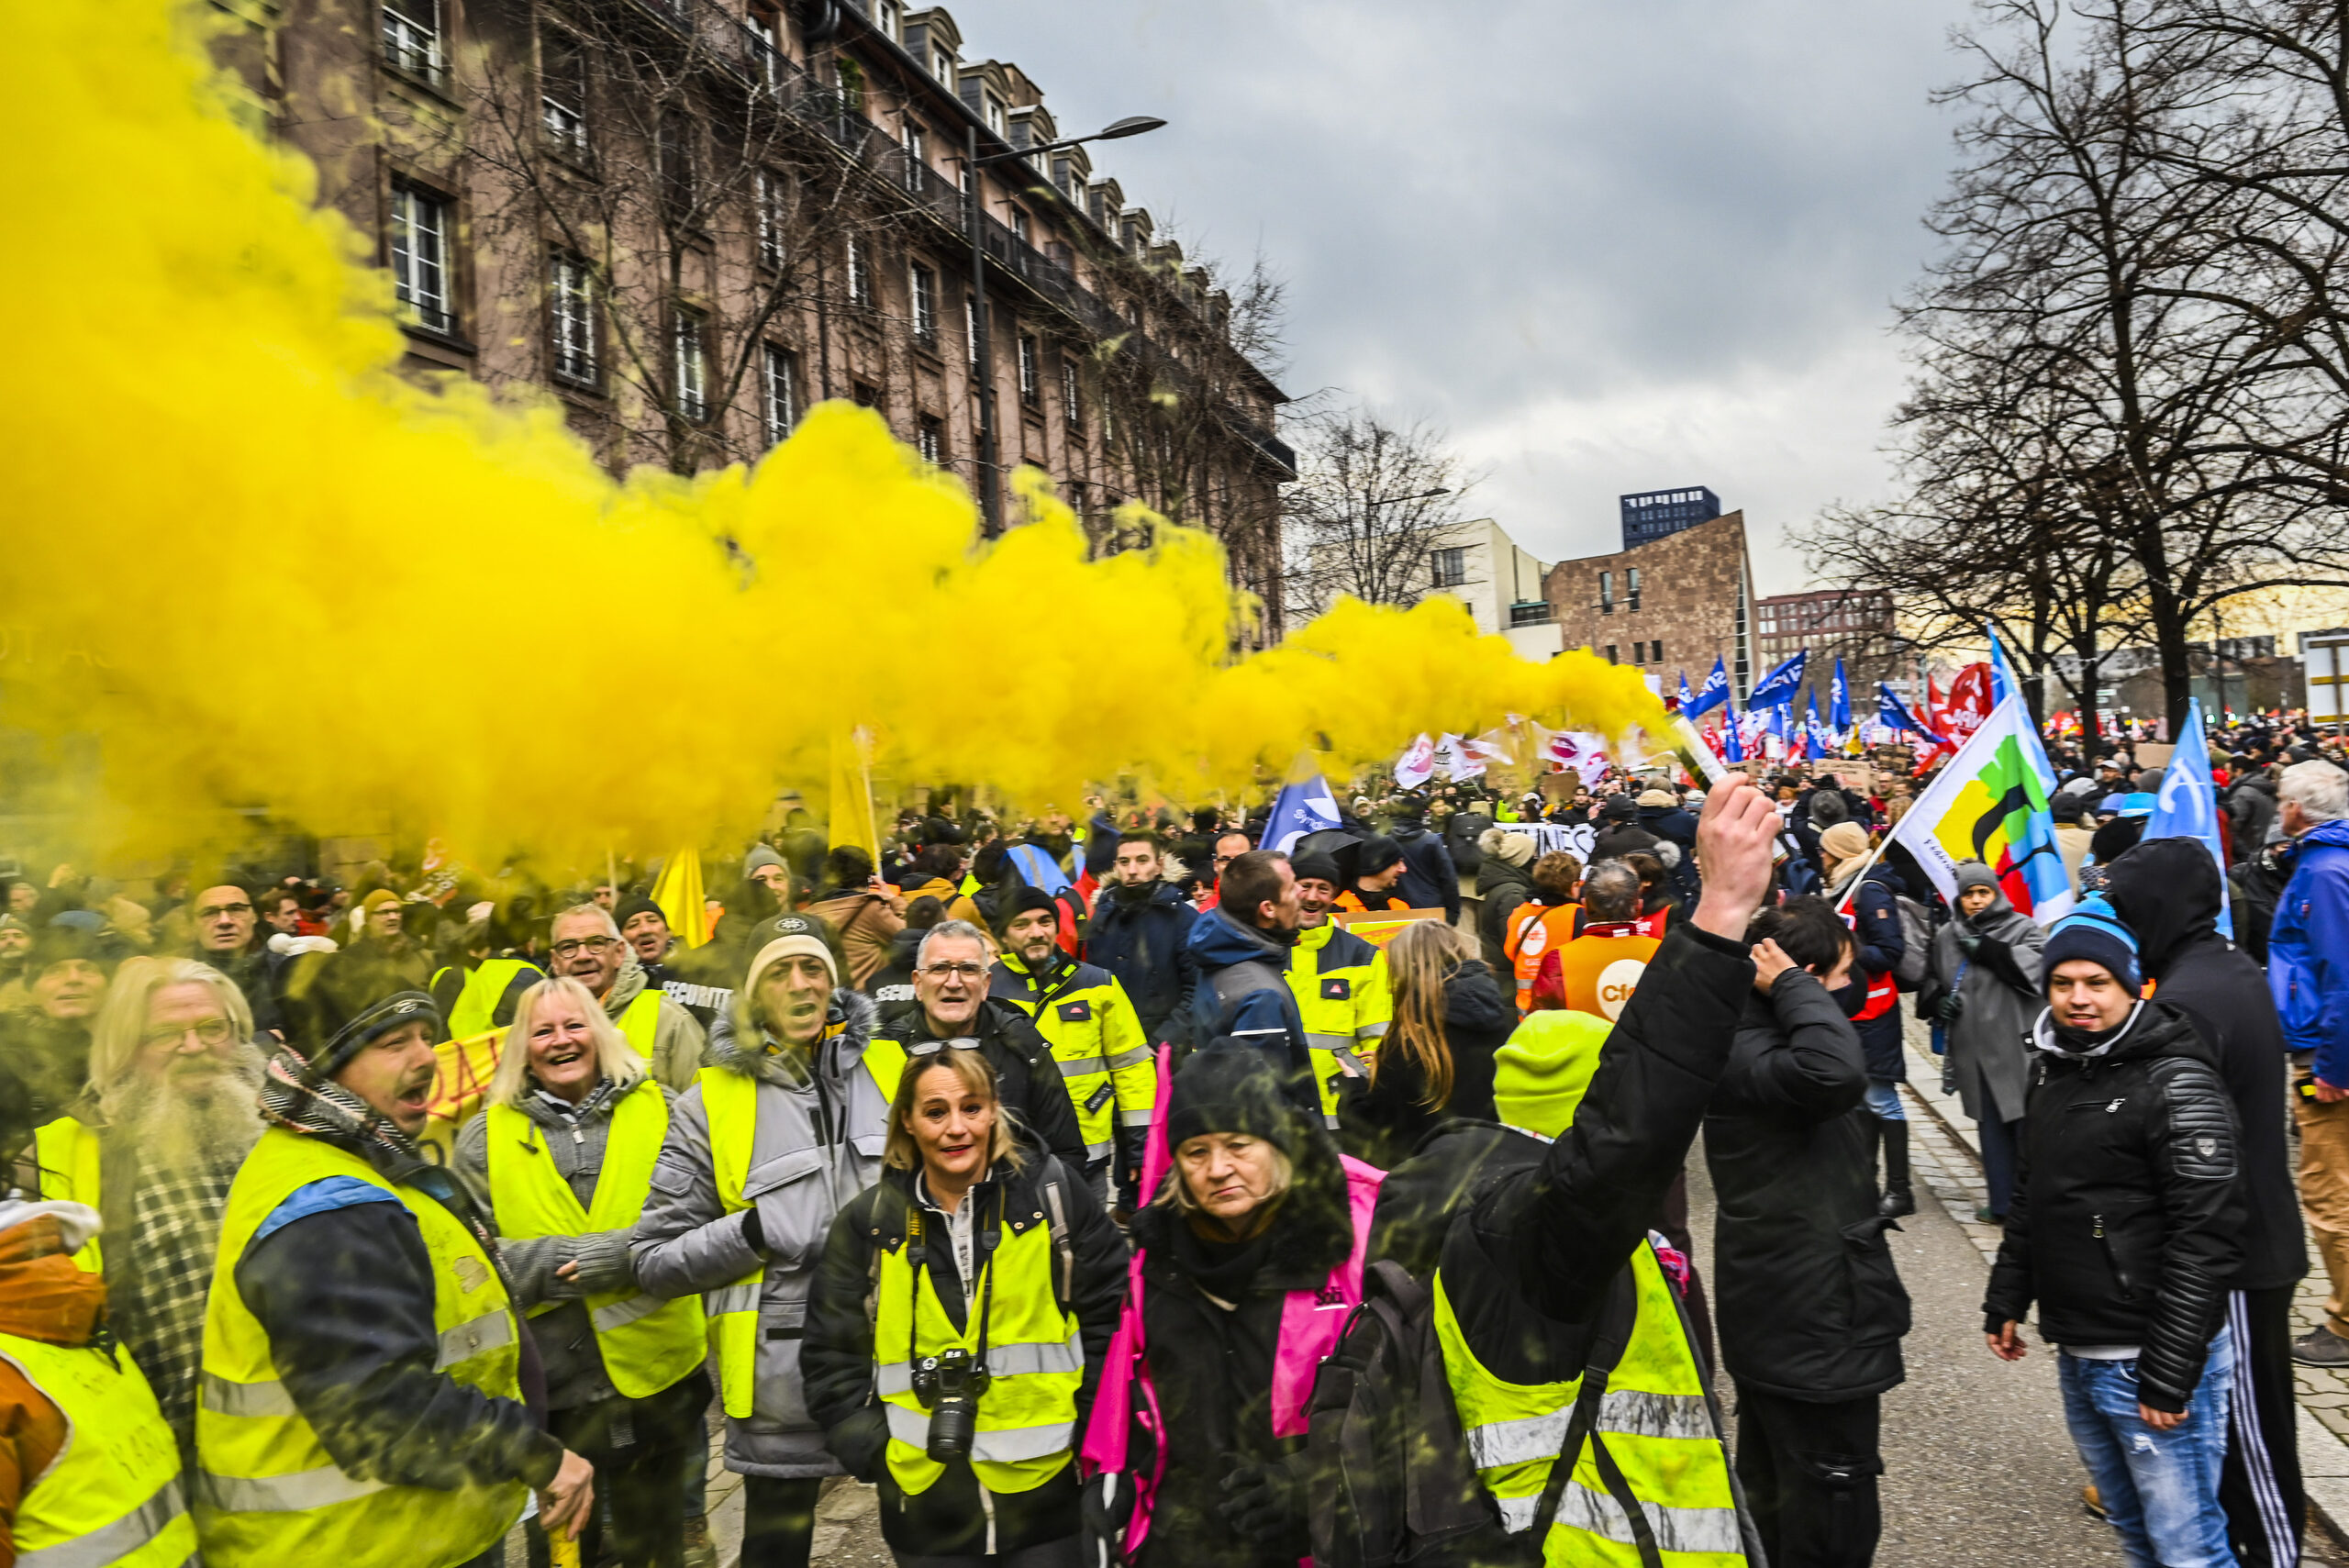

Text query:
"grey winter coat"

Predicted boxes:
[[451, 1080, 685, 1411], [1930, 892, 2046, 1125], [630, 989, 890, 1478]]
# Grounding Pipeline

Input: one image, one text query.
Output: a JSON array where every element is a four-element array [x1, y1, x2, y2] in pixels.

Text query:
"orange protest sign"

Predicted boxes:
[[1330, 908, 1450, 949]]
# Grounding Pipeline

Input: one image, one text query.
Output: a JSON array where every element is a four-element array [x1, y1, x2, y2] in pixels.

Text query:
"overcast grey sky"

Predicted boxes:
[[965, 0, 1981, 592]]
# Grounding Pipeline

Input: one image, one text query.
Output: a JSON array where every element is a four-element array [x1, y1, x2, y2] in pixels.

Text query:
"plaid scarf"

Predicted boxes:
[[258, 1040, 425, 1162]]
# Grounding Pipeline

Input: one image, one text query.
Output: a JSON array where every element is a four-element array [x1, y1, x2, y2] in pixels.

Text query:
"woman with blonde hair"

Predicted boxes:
[[803, 1047, 1125, 1568], [453, 975, 708, 1568], [1341, 918, 1511, 1169]]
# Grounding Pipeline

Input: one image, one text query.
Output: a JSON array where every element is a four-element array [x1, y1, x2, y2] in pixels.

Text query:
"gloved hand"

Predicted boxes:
[[1955, 929, 1982, 958], [1081, 1472, 1126, 1568], [1219, 1460, 1308, 1554], [827, 1406, 889, 1485], [1936, 990, 1966, 1026]]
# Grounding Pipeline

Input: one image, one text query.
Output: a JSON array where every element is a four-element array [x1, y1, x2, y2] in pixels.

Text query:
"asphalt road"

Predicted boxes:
[[1686, 1133, 2128, 1565]]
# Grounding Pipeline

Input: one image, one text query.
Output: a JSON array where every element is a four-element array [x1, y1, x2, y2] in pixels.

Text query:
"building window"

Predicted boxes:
[[902, 124, 928, 192], [1018, 334, 1040, 405], [746, 12, 784, 89], [917, 414, 944, 464], [1012, 208, 1031, 245], [1652, 639, 1664, 664], [1433, 548, 1466, 588], [1598, 570, 1613, 615], [852, 382, 879, 408], [909, 263, 938, 347], [870, 0, 900, 41], [757, 169, 786, 271], [985, 94, 1007, 136], [965, 296, 981, 368], [1061, 359, 1081, 428], [389, 184, 452, 334], [381, 0, 444, 83], [846, 236, 874, 308], [762, 343, 797, 445], [932, 50, 956, 85], [1627, 565, 1642, 612], [540, 31, 587, 157], [550, 251, 596, 384], [1606, 645, 1619, 664], [674, 308, 708, 423]]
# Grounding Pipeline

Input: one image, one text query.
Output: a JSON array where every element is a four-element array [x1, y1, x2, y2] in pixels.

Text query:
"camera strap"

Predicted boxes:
[[907, 1184, 1000, 1376]]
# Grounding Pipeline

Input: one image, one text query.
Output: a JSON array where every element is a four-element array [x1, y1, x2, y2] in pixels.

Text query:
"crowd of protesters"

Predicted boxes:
[[0, 713, 2343, 1568]]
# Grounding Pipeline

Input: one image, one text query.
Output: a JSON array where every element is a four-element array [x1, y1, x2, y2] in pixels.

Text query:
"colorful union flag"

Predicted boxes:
[[1886, 692, 2075, 922]]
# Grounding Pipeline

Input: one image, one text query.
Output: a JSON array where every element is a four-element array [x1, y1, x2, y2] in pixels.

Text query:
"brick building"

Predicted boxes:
[[214, 0, 1297, 624], [1542, 511, 1758, 696], [1753, 586, 1905, 710]]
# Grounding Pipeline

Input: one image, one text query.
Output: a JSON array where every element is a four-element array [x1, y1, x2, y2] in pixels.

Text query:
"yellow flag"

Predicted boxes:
[[651, 847, 709, 948]]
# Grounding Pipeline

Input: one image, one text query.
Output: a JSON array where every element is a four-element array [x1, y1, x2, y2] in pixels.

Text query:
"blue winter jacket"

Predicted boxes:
[[1185, 904, 1316, 1109], [2272, 818, 2349, 1084]]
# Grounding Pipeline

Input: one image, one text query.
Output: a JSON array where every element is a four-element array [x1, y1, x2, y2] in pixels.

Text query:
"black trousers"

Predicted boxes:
[[1732, 1385, 1883, 1568], [742, 1475, 825, 1568], [876, 1459, 1081, 1560], [2221, 1285, 2306, 1568], [528, 1371, 709, 1568]]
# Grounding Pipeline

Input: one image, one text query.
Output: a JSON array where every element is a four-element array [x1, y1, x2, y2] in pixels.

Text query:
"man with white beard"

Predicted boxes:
[[24, 955, 267, 1456]]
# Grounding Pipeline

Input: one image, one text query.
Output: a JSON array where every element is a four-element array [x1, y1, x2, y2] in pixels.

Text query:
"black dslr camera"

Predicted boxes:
[[910, 1348, 990, 1462]]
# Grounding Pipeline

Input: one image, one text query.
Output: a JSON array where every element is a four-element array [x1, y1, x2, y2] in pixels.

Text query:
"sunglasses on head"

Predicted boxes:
[[905, 1036, 983, 1059]]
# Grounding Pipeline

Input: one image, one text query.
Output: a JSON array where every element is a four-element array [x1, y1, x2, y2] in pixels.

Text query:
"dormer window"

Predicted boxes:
[[932, 50, 954, 84], [985, 95, 1007, 136]]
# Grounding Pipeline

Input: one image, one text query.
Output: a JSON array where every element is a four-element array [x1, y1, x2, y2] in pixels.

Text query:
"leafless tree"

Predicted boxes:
[[1279, 406, 1475, 617]]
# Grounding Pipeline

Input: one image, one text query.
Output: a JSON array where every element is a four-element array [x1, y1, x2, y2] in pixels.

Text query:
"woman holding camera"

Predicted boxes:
[[452, 975, 709, 1568], [1080, 1038, 1384, 1568], [803, 1046, 1125, 1568]]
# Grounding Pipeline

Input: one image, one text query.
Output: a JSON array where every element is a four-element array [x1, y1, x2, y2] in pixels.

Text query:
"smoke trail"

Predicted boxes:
[[0, 1, 1663, 865]]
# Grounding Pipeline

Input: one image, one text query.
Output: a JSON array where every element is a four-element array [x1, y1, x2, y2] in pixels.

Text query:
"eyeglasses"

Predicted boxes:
[[196, 902, 253, 920], [551, 936, 618, 959], [905, 1035, 983, 1058], [141, 1018, 235, 1049], [918, 962, 988, 982]]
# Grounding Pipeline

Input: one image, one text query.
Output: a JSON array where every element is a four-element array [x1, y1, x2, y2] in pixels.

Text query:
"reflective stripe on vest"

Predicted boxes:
[[1286, 927, 1392, 1120], [195, 1126, 527, 1567], [30, 1118, 102, 1273], [992, 959, 1156, 1156], [1437, 1243, 1744, 1566], [874, 1185, 1083, 1496], [0, 1330, 197, 1568], [616, 987, 663, 1059], [484, 1080, 707, 1399], [699, 1065, 766, 1420], [1507, 904, 1580, 1010]]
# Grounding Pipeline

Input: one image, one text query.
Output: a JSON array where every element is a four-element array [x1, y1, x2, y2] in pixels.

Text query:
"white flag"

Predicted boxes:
[[1433, 732, 1483, 781], [1465, 729, 1516, 767], [1394, 732, 1437, 789]]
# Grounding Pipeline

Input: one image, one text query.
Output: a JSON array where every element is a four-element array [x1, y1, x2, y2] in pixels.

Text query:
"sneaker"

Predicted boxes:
[[682, 1514, 718, 1568], [1878, 1186, 1916, 1219], [1974, 1207, 2007, 1226], [2293, 1328, 2349, 1368]]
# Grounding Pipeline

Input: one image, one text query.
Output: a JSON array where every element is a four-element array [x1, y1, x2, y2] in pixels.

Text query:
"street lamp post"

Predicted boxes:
[[964, 114, 1166, 536]]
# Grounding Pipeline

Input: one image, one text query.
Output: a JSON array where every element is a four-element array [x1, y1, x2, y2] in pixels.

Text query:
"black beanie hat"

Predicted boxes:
[[314, 990, 440, 1080], [1164, 1037, 1297, 1154], [1290, 851, 1342, 887], [613, 895, 664, 928], [1358, 837, 1404, 875], [1008, 885, 1059, 921], [1601, 795, 1641, 823]]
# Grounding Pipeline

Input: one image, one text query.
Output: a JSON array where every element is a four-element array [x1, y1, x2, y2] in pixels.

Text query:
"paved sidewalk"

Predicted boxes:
[[1896, 1015, 2349, 1553]]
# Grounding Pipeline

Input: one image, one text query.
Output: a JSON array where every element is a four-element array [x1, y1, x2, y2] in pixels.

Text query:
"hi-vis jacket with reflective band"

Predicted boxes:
[[1505, 903, 1581, 1013], [0, 1328, 198, 1568], [431, 958, 543, 1041], [1437, 1241, 1745, 1566], [990, 953, 1154, 1162], [484, 1081, 706, 1400], [1286, 923, 1392, 1122], [31, 1117, 102, 1272], [195, 1126, 528, 1567], [874, 1183, 1084, 1496]]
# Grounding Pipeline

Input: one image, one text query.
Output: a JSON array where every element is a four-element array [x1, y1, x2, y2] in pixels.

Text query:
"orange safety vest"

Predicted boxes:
[[1336, 889, 1409, 914], [1504, 902, 1580, 1013], [1548, 927, 1662, 1022]]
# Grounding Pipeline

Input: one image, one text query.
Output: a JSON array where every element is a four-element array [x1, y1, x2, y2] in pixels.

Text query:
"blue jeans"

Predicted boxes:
[[2058, 1333, 2237, 1568], [1864, 1077, 1905, 1122]]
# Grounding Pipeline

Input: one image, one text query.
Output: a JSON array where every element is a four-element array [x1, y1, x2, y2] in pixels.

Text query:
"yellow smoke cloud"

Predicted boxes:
[[0, 0, 1664, 867]]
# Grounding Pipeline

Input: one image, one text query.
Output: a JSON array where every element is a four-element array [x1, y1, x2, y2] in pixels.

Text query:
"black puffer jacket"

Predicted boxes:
[[1982, 1004, 2246, 1413], [874, 998, 1089, 1173], [1340, 959, 1512, 1170], [2104, 839, 2305, 1293], [1082, 879, 1199, 1044], [1386, 820, 1461, 922], [1704, 970, 1908, 1400]]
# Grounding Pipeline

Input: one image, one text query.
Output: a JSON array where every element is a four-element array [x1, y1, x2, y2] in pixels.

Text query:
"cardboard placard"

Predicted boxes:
[[1331, 907, 1450, 949]]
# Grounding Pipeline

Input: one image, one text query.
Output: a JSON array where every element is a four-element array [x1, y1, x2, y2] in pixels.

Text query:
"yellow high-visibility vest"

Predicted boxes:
[[616, 986, 663, 1059], [873, 1182, 1082, 1496], [0, 1328, 198, 1568], [433, 957, 543, 1040], [1286, 922, 1392, 1124], [195, 1126, 528, 1567], [990, 955, 1155, 1162], [1437, 1243, 1744, 1565], [31, 1116, 102, 1272], [484, 1079, 706, 1400]]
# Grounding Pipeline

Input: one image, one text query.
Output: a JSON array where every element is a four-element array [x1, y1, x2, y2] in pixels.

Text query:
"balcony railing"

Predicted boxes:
[[1509, 601, 1554, 628]]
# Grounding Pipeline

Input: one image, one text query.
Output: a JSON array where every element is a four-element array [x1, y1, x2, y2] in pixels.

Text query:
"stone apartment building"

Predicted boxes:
[[1542, 511, 1758, 697], [216, 0, 1297, 625], [1753, 586, 1907, 710]]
